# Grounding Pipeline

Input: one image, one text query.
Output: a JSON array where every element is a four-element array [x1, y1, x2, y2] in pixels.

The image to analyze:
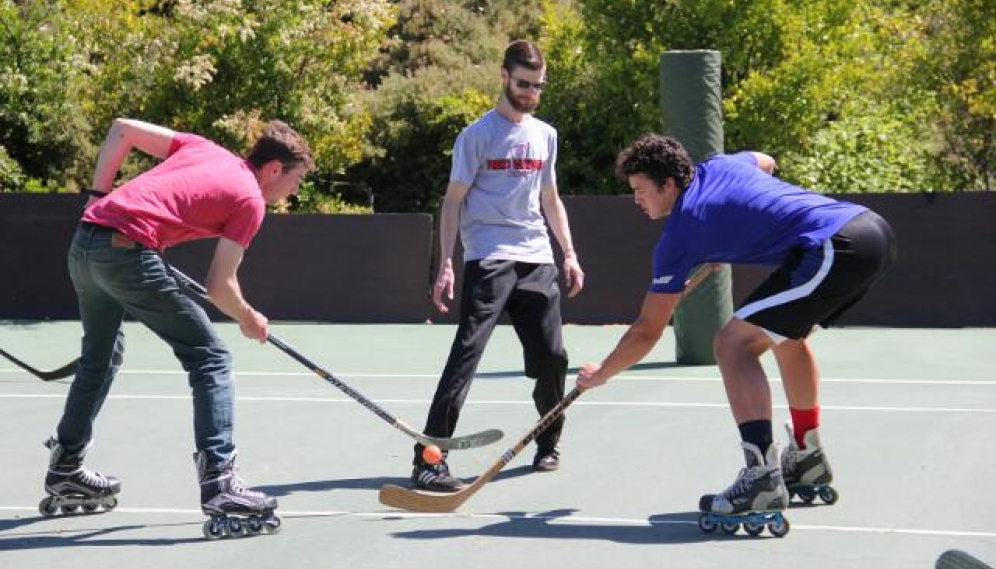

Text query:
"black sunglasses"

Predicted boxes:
[[511, 77, 546, 91]]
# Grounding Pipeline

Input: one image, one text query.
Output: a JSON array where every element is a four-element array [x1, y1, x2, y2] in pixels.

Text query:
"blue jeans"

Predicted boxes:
[[57, 222, 235, 466]]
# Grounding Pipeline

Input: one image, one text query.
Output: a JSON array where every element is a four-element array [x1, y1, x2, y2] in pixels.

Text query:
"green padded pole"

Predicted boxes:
[[660, 50, 734, 365]]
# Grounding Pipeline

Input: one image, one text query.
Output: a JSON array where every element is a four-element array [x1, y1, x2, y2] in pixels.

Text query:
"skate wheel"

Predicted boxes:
[[697, 513, 717, 533], [203, 519, 225, 540], [227, 517, 246, 537], [744, 521, 765, 536], [61, 504, 80, 514], [720, 522, 740, 535], [39, 496, 59, 517], [264, 515, 282, 535], [818, 486, 839, 505], [767, 516, 790, 537], [247, 516, 264, 535], [796, 486, 816, 503], [103, 496, 118, 512], [82, 503, 100, 513]]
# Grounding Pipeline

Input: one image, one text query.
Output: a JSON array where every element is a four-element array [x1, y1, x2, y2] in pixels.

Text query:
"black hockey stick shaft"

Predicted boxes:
[[167, 265, 502, 450], [936, 550, 994, 569], [0, 348, 78, 381]]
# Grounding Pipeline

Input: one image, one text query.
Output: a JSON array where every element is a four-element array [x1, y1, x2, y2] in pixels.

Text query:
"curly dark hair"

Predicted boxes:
[[615, 134, 694, 190]]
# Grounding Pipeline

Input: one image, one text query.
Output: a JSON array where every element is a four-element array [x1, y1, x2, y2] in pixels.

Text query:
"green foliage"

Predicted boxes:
[[909, 0, 995, 190], [779, 107, 938, 193], [0, 144, 25, 190], [349, 65, 495, 212], [538, 0, 985, 194], [349, 0, 534, 213], [0, 0, 94, 189], [366, 0, 503, 84], [1, 0, 992, 205], [0, 0, 396, 212], [275, 178, 373, 214]]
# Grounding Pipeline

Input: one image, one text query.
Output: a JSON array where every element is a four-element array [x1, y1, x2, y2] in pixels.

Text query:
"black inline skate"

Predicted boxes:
[[195, 450, 281, 540], [698, 442, 791, 537], [781, 425, 838, 505], [39, 437, 120, 516]]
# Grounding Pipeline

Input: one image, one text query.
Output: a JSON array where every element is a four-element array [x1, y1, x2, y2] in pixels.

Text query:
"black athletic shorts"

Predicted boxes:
[[735, 210, 897, 341]]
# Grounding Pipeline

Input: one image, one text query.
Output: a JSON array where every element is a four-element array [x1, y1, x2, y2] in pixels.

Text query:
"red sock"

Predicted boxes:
[[789, 407, 820, 448]]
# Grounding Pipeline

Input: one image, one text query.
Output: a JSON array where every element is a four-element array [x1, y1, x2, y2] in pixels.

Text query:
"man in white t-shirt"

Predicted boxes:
[[411, 40, 585, 492]]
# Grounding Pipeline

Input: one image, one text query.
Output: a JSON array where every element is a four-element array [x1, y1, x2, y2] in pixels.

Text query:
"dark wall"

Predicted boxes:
[[0, 195, 81, 319], [1, 192, 994, 327], [0, 194, 433, 323], [814, 192, 996, 327], [555, 192, 996, 327]]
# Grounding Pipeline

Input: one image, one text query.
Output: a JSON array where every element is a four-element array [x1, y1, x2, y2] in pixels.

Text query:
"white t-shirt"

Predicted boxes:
[[450, 109, 557, 263]]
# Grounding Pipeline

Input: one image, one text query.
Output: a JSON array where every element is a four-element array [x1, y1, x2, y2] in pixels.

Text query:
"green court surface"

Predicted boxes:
[[1, 321, 994, 568]]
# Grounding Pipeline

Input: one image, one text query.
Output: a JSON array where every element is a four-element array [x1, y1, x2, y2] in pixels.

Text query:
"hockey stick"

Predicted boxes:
[[377, 263, 722, 511], [379, 386, 583, 512], [167, 265, 503, 451], [937, 550, 994, 569], [0, 348, 78, 381]]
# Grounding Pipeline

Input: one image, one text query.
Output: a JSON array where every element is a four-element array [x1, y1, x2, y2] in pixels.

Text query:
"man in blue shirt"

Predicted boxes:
[[577, 134, 895, 520]]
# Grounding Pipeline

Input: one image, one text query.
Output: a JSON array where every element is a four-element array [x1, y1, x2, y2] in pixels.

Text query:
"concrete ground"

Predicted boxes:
[[1, 322, 994, 568]]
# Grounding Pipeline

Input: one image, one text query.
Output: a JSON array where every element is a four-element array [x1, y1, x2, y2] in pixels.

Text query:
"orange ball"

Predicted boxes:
[[422, 444, 443, 465]]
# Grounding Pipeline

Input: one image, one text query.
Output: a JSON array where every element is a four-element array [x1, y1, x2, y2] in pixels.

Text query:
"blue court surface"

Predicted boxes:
[[1, 321, 994, 568]]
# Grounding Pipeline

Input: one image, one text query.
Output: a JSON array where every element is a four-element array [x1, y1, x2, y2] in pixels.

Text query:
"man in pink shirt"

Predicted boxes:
[[40, 118, 313, 537]]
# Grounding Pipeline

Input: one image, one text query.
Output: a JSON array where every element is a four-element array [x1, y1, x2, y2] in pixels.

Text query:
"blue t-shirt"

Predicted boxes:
[[650, 153, 866, 293]]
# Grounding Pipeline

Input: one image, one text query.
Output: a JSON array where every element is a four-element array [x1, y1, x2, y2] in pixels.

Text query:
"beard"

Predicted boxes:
[[504, 84, 539, 114]]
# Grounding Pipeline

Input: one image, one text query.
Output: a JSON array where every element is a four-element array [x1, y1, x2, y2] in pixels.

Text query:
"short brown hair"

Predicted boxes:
[[502, 40, 545, 73], [246, 120, 315, 172]]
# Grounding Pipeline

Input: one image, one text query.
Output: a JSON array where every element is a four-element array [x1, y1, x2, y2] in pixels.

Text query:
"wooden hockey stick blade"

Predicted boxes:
[[0, 349, 78, 381], [166, 264, 502, 451], [937, 550, 994, 569], [379, 387, 584, 513]]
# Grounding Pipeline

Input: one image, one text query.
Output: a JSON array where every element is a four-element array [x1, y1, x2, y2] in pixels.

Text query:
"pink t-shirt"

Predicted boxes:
[[83, 133, 266, 250]]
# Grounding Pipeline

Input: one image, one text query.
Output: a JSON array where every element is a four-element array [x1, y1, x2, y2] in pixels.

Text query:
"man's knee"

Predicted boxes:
[[185, 346, 232, 386], [714, 320, 771, 363]]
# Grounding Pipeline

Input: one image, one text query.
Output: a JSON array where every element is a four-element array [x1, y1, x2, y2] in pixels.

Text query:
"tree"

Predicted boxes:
[[1, 0, 397, 210], [349, 0, 537, 213], [910, 0, 995, 190], [539, 0, 975, 194], [0, 0, 93, 191]]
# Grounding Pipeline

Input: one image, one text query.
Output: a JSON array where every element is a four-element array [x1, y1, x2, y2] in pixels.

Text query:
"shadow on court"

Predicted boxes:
[[256, 476, 407, 497], [475, 361, 694, 380], [255, 465, 534, 498], [0, 521, 203, 551], [386, 509, 738, 544]]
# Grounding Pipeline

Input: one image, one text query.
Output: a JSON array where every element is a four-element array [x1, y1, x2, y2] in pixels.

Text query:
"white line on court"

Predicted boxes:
[[0, 393, 993, 413], [0, 506, 993, 539], [2, 368, 994, 386]]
